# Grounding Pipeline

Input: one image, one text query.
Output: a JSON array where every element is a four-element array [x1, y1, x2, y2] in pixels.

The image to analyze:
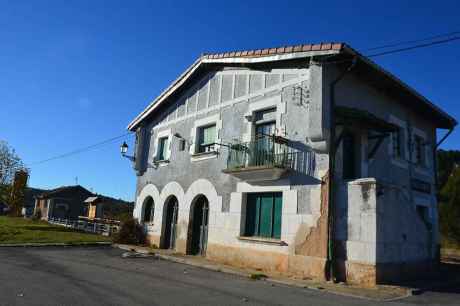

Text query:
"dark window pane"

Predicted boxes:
[[245, 194, 258, 236], [342, 133, 355, 180]]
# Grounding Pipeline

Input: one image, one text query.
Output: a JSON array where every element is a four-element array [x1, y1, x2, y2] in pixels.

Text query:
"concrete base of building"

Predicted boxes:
[[146, 234, 438, 287], [146, 234, 160, 248], [335, 259, 439, 287], [206, 243, 330, 281]]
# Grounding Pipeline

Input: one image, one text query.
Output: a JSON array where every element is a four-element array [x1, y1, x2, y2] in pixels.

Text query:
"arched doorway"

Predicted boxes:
[[187, 195, 209, 256], [142, 197, 154, 223], [161, 196, 178, 249]]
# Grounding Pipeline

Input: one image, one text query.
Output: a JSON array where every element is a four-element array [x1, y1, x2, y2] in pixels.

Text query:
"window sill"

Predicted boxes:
[[390, 157, 408, 169], [413, 165, 432, 176], [154, 159, 170, 166], [237, 236, 287, 246], [191, 151, 218, 162]]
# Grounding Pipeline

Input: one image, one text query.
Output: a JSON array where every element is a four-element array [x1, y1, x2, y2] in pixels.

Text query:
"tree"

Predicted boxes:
[[0, 141, 28, 216], [439, 166, 460, 243], [437, 149, 460, 190]]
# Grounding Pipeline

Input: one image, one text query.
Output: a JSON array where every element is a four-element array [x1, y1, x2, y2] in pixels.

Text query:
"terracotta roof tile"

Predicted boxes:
[[311, 44, 322, 51], [332, 43, 343, 50], [321, 43, 332, 50], [302, 44, 312, 51], [203, 42, 343, 60], [293, 45, 303, 52]]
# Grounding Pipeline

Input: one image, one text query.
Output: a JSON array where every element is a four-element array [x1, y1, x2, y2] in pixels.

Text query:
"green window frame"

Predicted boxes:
[[157, 137, 169, 161], [197, 124, 216, 153], [244, 192, 282, 239]]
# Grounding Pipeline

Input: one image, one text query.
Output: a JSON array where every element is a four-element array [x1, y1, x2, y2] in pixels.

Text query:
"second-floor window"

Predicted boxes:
[[197, 124, 216, 153], [157, 137, 169, 161], [391, 128, 403, 158], [414, 135, 425, 167]]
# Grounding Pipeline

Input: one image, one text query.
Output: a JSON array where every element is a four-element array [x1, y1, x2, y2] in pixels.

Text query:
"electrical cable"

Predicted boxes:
[[22, 31, 460, 166], [27, 133, 132, 166]]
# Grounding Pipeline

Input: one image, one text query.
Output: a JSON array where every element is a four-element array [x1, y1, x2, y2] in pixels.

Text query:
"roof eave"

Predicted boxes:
[[127, 44, 456, 131], [126, 49, 342, 131], [342, 46, 457, 129]]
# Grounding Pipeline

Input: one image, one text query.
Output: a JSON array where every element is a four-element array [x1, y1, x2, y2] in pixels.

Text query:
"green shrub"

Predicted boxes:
[[31, 209, 41, 221], [113, 217, 145, 245]]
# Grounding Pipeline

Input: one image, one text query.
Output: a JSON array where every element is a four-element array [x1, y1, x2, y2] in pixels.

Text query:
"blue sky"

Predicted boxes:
[[1, 0, 459, 201]]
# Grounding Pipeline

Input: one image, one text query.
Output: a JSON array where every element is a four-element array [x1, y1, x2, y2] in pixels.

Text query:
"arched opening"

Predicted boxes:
[[187, 195, 209, 256], [142, 197, 154, 223], [161, 196, 179, 249]]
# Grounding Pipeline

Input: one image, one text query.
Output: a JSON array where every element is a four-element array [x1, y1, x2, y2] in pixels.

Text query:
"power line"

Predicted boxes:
[[312, 35, 460, 66], [363, 30, 460, 51], [22, 32, 460, 167], [28, 133, 132, 166], [367, 36, 460, 57]]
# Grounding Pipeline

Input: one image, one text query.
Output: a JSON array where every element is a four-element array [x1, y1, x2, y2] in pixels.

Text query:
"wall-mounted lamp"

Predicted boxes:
[[120, 141, 135, 162]]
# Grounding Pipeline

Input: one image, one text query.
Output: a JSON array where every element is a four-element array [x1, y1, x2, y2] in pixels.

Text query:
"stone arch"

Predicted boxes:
[[135, 184, 161, 221], [160, 181, 185, 211], [185, 178, 221, 213]]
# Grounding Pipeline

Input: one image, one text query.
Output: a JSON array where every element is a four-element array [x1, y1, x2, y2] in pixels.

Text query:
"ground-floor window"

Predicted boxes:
[[244, 192, 282, 239]]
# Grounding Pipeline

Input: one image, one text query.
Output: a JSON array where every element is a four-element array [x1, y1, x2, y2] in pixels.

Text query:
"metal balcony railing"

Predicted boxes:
[[226, 135, 296, 171]]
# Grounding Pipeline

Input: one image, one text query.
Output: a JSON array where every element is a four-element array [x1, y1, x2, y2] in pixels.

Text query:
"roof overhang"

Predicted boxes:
[[341, 45, 457, 129], [127, 46, 342, 131], [127, 43, 457, 131], [335, 106, 399, 133]]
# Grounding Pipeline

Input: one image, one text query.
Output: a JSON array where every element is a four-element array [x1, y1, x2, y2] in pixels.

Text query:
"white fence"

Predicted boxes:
[[48, 217, 120, 236]]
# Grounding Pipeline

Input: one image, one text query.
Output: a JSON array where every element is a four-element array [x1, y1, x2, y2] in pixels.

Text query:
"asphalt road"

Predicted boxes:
[[0, 247, 458, 306]]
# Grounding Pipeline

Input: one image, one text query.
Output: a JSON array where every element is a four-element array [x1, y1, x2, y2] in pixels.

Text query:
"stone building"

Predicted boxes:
[[34, 185, 93, 220], [126, 42, 456, 285]]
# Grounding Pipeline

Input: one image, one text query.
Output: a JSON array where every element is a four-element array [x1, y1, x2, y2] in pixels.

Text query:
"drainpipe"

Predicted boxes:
[[434, 128, 454, 190], [432, 127, 454, 261], [327, 57, 357, 282]]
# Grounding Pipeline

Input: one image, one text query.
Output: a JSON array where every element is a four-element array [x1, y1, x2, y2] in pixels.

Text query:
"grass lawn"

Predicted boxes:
[[0, 216, 111, 245]]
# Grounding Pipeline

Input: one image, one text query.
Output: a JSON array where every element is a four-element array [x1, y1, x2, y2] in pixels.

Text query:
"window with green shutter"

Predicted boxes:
[[157, 137, 168, 161], [244, 192, 282, 239], [197, 124, 216, 153]]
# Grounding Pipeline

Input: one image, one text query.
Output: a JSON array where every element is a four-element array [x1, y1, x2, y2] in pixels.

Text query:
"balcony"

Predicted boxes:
[[222, 135, 298, 182]]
